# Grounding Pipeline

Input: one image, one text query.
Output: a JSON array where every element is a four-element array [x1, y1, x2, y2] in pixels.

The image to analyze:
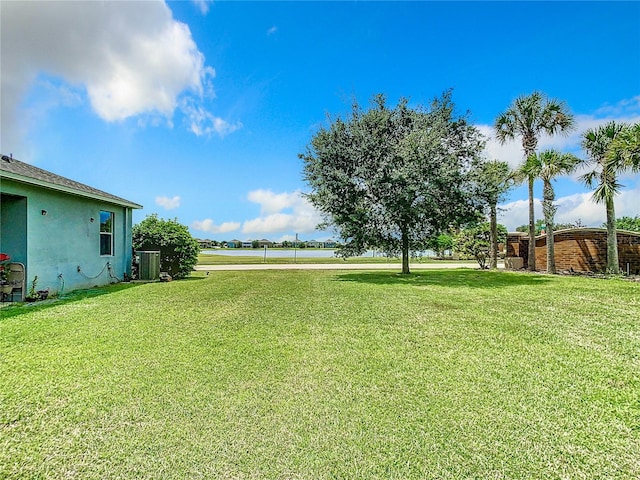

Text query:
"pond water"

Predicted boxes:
[[201, 249, 434, 258], [201, 249, 381, 258]]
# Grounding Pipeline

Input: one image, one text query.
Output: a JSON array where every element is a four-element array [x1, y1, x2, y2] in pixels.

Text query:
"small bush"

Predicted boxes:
[[454, 222, 507, 269], [132, 214, 199, 279]]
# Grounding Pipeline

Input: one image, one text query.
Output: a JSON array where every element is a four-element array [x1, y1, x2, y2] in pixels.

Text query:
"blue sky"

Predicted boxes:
[[2, 1, 639, 241]]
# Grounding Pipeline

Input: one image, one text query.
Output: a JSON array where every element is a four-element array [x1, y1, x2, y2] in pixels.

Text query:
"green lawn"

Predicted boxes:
[[1, 270, 639, 479]]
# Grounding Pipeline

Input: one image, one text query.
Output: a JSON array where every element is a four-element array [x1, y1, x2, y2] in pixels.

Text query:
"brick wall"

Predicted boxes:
[[506, 229, 640, 274]]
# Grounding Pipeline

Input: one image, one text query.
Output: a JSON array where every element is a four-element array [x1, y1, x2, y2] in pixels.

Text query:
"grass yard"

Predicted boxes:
[[1, 269, 639, 479]]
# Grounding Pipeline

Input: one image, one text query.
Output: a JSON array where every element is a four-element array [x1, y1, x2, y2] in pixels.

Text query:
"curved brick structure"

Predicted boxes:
[[506, 228, 640, 274]]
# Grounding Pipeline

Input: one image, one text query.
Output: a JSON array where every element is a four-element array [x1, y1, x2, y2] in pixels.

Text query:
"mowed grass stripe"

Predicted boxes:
[[1, 270, 638, 479]]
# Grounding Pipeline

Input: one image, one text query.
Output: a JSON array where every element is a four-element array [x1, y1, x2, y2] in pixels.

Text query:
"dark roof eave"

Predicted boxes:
[[1, 170, 143, 209]]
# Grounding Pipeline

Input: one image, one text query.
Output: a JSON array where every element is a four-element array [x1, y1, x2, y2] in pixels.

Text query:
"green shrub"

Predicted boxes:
[[454, 222, 507, 269], [132, 214, 199, 279]]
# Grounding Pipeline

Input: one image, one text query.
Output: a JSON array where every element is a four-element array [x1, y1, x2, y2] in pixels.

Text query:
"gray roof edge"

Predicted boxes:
[[1, 155, 143, 209]]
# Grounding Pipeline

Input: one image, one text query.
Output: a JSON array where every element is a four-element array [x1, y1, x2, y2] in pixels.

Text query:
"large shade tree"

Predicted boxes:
[[523, 150, 580, 274], [301, 92, 485, 274], [494, 91, 575, 271], [581, 121, 639, 274]]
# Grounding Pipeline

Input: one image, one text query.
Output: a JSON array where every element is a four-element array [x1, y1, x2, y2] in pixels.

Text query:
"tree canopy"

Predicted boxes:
[[494, 91, 575, 271], [523, 150, 580, 273], [300, 92, 486, 273], [581, 121, 630, 273], [608, 123, 640, 169], [474, 159, 512, 269], [609, 216, 640, 233], [516, 218, 586, 234], [427, 232, 454, 258]]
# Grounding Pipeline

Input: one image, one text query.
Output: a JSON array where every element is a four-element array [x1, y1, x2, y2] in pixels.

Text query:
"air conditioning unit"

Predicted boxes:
[[136, 251, 160, 280]]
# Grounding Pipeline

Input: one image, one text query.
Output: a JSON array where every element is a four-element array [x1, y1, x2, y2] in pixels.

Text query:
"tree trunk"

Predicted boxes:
[[401, 228, 410, 274], [543, 179, 556, 274], [546, 224, 555, 274], [527, 175, 536, 271], [489, 204, 498, 270], [605, 195, 619, 274]]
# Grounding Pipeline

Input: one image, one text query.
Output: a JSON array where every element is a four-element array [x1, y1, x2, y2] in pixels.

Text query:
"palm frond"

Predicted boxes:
[[580, 121, 633, 207], [608, 123, 640, 171], [581, 121, 627, 164], [494, 92, 575, 160], [493, 111, 516, 145], [521, 153, 542, 178], [541, 98, 576, 136], [591, 178, 623, 204], [580, 170, 599, 189]]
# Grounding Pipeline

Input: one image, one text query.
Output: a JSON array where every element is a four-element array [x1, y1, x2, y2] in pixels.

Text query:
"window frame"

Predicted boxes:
[[99, 210, 114, 256]]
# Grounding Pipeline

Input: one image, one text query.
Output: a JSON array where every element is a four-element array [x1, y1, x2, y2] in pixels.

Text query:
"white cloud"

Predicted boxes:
[[242, 189, 323, 235], [553, 192, 605, 227], [242, 213, 320, 235], [192, 0, 212, 15], [552, 187, 640, 228], [497, 185, 640, 231], [1, 0, 238, 149], [278, 234, 298, 242], [593, 96, 640, 118], [497, 198, 542, 232], [182, 100, 243, 137], [267, 26, 278, 36], [477, 97, 640, 169], [192, 219, 241, 234], [476, 125, 524, 168], [155, 195, 181, 210], [247, 189, 305, 214]]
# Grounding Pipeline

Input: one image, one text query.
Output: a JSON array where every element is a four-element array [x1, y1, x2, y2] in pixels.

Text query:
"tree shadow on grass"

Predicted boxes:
[[0, 282, 141, 320], [335, 269, 553, 289], [1, 275, 210, 321]]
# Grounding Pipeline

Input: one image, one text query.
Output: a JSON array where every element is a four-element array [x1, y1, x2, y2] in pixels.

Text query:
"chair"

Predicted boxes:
[[7, 262, 25, 302]]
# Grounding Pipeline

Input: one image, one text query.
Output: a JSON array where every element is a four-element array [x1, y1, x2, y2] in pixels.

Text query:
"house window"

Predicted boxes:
[[100, 211, 114, 256]]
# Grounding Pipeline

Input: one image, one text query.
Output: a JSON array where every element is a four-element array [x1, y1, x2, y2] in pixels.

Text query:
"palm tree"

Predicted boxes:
[[524, 150, 580, 274], [609, 122, 640, 167], [581, 121, 637, 274], [476, 160, 513, 269], [494, 92, 575, 271]]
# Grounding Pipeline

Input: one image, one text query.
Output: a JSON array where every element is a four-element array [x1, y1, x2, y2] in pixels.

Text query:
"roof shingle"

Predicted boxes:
[[0, 154, 142, 209]]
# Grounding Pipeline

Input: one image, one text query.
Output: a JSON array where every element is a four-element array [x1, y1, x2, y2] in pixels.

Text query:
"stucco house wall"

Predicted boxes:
[[1, 155, 142, 297]]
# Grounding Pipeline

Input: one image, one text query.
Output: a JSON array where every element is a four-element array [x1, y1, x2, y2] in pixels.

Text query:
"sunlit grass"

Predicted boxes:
[[1, 270, 638, 478]]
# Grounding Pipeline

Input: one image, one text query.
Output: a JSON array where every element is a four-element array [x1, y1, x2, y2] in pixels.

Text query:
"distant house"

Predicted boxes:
[[197, 239, 215, 249], [258, 238, 273, 248], [306, 240, 321, 248], [242, 240, 253, 248], [227, 239, 242, 248], [0, 154, 142, 298], [324, 239, 337, 248]]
